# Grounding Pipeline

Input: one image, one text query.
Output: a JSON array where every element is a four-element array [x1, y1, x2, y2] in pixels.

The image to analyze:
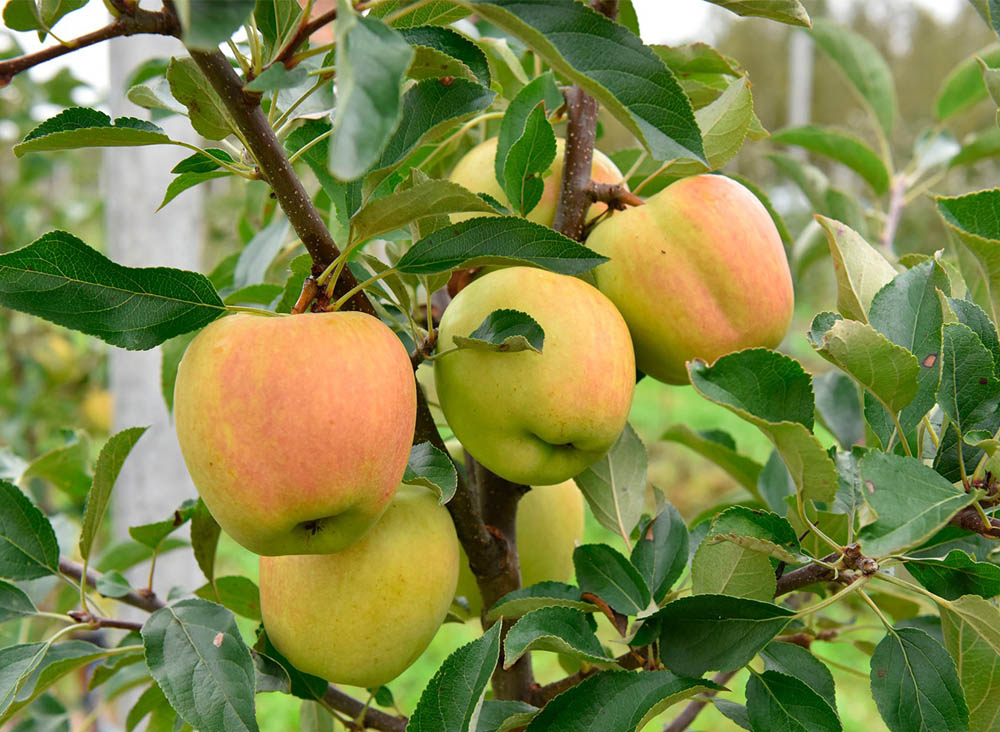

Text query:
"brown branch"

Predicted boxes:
[[532, 646, 648, 705], [551, 86, 599, 241], [186, 49, 375, 315], [662, 669, 738, 732], [590, 0, 620, 17], [0, 7, 179, 86], [322, 686, 408, 732], [60, 557, 166, 613], [273, 7, 339, 69], [67, 610, 144, 632], [949, 505, 1000, 538]]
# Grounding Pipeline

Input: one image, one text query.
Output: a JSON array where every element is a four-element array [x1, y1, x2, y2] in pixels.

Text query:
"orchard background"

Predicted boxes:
[[3, 0, 1000, 731]]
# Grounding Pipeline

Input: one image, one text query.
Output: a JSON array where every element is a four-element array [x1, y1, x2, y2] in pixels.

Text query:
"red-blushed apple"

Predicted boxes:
[[449, 137, 623, 226], [455, 479, 585, 618], [586, 174, 794, 384], [434, 266, 635, 486], [173, 312, 415, 556], [258, 485, 459, 688]]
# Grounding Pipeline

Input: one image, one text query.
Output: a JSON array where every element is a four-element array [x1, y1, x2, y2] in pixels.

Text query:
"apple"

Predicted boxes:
[[173, 312, 416, 556], [449, 137, 624, 226], [455, 479, 585, 617], [586, 174, 794, 384], [259, 485, 459, 688], [434, 266, 635, 486]]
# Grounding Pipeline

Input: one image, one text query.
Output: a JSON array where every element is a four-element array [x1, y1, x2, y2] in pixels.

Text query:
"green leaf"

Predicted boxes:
[[653, 594, 795, 677], [703, 0, 810, 26], [951, 128, 1000, 167], [808, 315, 920, 416], [13, 107, 172, 157], [194, 576, 262, 621], [126, 683, 177, 732], [367, 78, 496, 190], [160, 331, 197, 413], [142, 598, 259, 732], [948, 298, 1000, 373], [95, 538, 188, 574], [630, 501, 689, 604], [660, 424, 763, 493], [939, 322, 1000, 435], [938, 190, 1000, 325], [96, 570, 132, 598], [397, 217, 606, 276], [573, 544, 650, 616], [773, 125, 889, 195], [406, 622, 501, 732], [503, 607, 614, 669], [79, 427, 148, 561], [746, 670, 842, 732], [761, 641, 837, 708], [329, 7, 414, 180], [368, 0, 468, 28], [403, 442, 458, 504], [688, 349, 838, 503], [22, 433, 91, 500], [940, 595, 1000, 732], [461, 0, 705, 164], [857, 451, 976, 557], [0, 640, 113, 723], [906, 550, 1000, 601], [233, 217, 290, 288], [452, 309, 545, 356], [175, 0, 255, 51], [254, 0, 302, 62], [485, 582, 596, 623], [275, 254, 314, 315], [2, 0, 87, 34], [935, 44, 1000, 121], [173, 152, 234, 176], [244, 64, 308, 92], [868, 259, 950, 436], [190, 498, 221, 586], [0, 480, 59, 581], [401, 25, 491, 86], [253, 631, 327, 702], [870, 628, 969, 732], [572, 424, 646, 540], [0, 580, 36, 624], [502, 102, 556, 216], [159, 171, 231, 210], [522, 670, 724, 731], [0, 230, 225, 350], [814, 371, 864, 449], [652, 42, 742, 77], [495, 73, 563, 189], [476, 700, 538, 732], [128, 500, 197, 550], [167, 57, 235, 141], [671, 75, 754, 175], [817, 217, 897, 324], [351, 179, 497, 244], [810, 18, 897, 135]]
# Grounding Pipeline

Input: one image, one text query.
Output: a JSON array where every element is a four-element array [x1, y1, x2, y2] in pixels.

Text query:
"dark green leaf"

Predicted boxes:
[[630, 501, 688, 603], [466, 0, 704, 164], [401, 25, 491, 86], [368, 0, 468, 28], [128, 500, 197, 550], [2, 0, 87, 34], [522, 670, 724, 731], [476, 700, 538, 732], [905, 550, 1000, 601], [0, 641, 113, 722], [452, 308, 545, 355], [167, 58, 235, 140], [329, 9, 413, 180], [772, 125, 889, 195], [761, 641, 837, 707], [191, 498, 222, 586], [406, 622, 501, 732], [573, 544, 650, 616], [503, 607, 614, 669], [939, 322, 1000, 434], [654, 594, 795, 677], [80, 427, 148, 561], [948, 298, 1000, 373], [14, 107, 172, 157], [194, 576, 262, 621], [814, 370, 864, 449], [495, 72, 563, 189], [158, 171, 230, 210], [22, 434, 91, 500], [746, 670, 841, 732], [253, 631, 328, 702], [0, 230, 225, 350], [403, 442, 458, 504], [937, 190, 1000, 327], [870, 628, 969, 732], [0, 580, 36, 624], [397, 217, 606, 276], [485, 582, 596, 623], [0, 481, 59, 581], [141, 598, 259, 732]]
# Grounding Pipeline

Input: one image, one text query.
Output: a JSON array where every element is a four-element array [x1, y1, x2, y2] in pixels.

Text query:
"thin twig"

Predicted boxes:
[[662, 670, 738, 732]]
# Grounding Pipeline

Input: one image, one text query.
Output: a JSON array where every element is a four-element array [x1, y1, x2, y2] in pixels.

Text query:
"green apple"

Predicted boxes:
[[586, 174, 795, 384], [449, 137, 623, 226], [173, 312, 416, 556], [455, 479, 585, 617], [259, 485, 459, 688], [435, 266, 635, 485]]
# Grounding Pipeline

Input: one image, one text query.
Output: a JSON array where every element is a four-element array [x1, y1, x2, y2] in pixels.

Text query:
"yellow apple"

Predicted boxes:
[[586, 174, 794, 384], [455, 479, 585, 617], [173, 312, 416, 556], [258, 485, 459, 688], [434, 266, 635, 486], [449, 137, 624, 226]]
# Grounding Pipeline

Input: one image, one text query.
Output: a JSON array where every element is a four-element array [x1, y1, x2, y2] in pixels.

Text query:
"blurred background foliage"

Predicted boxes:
[[1, 0, 997, 728]]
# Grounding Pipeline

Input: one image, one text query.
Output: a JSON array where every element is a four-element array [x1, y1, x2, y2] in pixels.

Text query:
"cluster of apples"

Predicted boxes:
[[171, 137, 793, 691]]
